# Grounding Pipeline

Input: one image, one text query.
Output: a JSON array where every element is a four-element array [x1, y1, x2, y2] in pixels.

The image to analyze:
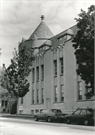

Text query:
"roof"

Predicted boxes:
[[29, 17, 54, 39]]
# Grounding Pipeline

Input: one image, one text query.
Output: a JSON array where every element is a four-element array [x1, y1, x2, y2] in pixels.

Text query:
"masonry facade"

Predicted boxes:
[[18, 16, 95, 114]]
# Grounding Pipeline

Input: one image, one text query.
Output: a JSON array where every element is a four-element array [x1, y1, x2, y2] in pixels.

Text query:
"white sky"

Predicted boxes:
[[0, 0, 94, 68]]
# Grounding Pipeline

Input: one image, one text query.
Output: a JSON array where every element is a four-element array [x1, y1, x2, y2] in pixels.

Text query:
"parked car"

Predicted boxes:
[[34, 109, 67, 122], [63, 108, 94, 126]]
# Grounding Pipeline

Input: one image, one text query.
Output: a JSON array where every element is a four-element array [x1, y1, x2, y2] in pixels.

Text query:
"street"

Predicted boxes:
[[0, 117, 95, 135]]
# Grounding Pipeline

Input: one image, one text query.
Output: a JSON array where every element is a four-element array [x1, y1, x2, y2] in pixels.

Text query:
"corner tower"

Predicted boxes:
[[29, 15, 53, 49]]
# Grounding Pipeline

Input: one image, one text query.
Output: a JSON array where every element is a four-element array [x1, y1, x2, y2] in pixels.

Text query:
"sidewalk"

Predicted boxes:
[[0, 113, 34, 119]]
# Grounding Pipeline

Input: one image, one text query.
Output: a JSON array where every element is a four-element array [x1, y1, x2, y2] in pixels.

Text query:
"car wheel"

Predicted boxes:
[[34, 116, 38, 121], [84, 119, 89, 126], [47, 116, 52, 122], [66, 118, 71, 124]]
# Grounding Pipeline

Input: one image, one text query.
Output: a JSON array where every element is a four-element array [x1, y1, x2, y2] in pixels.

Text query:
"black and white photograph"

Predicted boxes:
[[0, 0, 94, 135]]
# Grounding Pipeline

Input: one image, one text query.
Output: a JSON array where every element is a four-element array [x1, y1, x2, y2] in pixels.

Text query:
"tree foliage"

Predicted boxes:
[[0, 66, 8, 97], [1, 45, 35, 98], [72, 5, 94, 98]]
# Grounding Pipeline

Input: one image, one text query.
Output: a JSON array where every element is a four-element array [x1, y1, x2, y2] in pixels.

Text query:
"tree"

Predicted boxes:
[[72, 5, 94, 98], [0, 65, 8, 98], [1, 45, 35, 104]]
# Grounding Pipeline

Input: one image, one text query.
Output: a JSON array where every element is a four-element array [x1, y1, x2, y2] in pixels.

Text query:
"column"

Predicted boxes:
[[51, 50, 54, 106], [57, 48, 60, 102], [43, 54, 46, 108], [29, 71, 32, 105], [34, 58, 37, 104], [39, 57, 41, 103]]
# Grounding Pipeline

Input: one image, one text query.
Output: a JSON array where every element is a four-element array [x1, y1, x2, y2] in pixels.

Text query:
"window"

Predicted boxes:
[[54, 86, 58, 102], [60, 57, 64, 74], [78, 81, 82, 100], [31, 110, 34, 114], [40, 109, 43, 112], [85, 83, 92, 99], [54, 60, 57, 76], [35, 110, 39, 113], [5, 101, 7, 107], [60, 85, 64, 101], [41, 110, 48, 113], [41, 88, 44, 103], [74, 110, 81, 115], [32, 90, 34, 104], [19, 110, 23, 114], [37, 89, 39, 103], [32, 68, 35, 82], [36, 67, 39, 81], [2, 100, 4, 107], [52, 109, 57, 113], [87, 110, 92, 115], [57, 109, 62, 113], [21, 97, 23, 104], [41, 65, 44, 80], [80, 110, 86, 115]]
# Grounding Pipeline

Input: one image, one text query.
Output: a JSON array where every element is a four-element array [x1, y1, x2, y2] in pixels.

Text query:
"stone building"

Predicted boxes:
[[18, 16, 95, 114]]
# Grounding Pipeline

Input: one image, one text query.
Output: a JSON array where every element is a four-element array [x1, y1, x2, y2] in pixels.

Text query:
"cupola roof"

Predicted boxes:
[[29, 15, 53, 39]]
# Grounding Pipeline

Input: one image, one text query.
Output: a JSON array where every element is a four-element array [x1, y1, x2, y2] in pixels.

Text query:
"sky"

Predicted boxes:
[[0, 0, 94, 68]]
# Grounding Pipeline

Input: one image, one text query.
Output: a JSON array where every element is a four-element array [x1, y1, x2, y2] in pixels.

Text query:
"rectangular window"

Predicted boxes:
[[32, 90, 34, 104], [54, 86, 58, 102], [41, 65, 44, 80], [60, 85, 64, 101], [36, 67, 39, 81], [35, 110, 39, 113], [60, 57, 64, 74], [31, 110, 34, 115], [85, 83, 91, 99], [2, 100, 4, 107], [21, 97, 23, 104], [54, 60, 57, 76], [37, 89, 39, 103], [78, 81, 82, 100], [41, 88, 44, 103], [32, 68, 35, 82], [5, 101, 8, 107]]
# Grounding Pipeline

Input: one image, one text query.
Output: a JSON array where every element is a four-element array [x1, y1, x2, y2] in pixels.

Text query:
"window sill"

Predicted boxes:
[[31, 103, 44, 105], [54, 75, 57, 78], [76, 99, 95, 102], [53, 101, 64, 103], [60, 74, 63, 76], [41, 79, 44, 81]]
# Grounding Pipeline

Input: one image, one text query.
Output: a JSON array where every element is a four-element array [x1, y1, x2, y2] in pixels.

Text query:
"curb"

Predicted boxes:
[[0, 114, 34, 119]]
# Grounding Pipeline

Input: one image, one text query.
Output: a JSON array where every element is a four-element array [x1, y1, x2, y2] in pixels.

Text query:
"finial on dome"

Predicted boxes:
[[41, 15, 45, 21]]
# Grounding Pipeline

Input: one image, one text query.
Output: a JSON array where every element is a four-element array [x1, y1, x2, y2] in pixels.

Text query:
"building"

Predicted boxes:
[[0, 66, 9, 113], [0, 65, 17, 114], [18, 16, 95, 114]]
